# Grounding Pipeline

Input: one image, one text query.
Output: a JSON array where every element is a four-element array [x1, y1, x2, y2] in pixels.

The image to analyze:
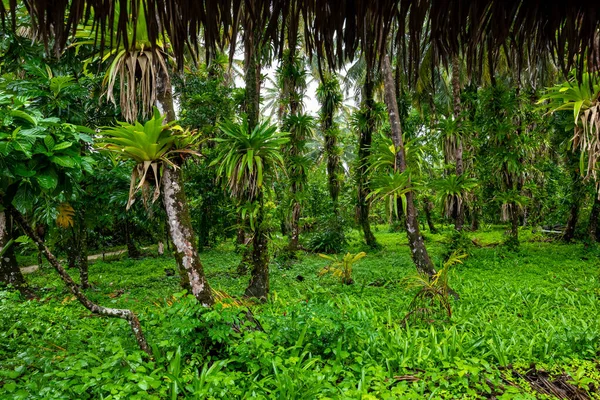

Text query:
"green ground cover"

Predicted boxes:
[[1, 228, 599, 399]]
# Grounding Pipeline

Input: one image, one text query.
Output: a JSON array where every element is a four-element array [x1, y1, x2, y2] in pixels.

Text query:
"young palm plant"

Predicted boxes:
[[212, 120, 289, 300], [99, 109, 215, 307]]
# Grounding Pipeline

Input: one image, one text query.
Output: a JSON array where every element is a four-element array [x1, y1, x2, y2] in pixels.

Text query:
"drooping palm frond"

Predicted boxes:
[[5, 1, 599, 85]]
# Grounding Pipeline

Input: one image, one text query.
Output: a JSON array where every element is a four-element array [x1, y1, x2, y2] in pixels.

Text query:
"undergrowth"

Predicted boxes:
[[1, 228, 599, 399]]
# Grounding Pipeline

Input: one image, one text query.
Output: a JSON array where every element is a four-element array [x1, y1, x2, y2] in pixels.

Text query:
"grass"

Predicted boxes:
[[1, 227, 599, 399]]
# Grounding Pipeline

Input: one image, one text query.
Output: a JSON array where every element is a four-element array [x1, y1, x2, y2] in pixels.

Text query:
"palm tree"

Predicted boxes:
[[213, 120, 289, 300]]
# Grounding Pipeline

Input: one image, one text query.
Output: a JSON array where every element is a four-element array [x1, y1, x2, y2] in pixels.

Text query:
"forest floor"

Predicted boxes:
[[1, 226, 599, 399]]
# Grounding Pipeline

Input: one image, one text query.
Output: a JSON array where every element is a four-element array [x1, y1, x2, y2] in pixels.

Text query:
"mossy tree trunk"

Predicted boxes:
[[157, 65, 214, 306]]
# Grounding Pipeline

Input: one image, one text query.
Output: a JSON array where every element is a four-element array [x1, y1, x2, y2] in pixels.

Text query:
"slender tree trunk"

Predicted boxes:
[[564, 203, 579, 242], [124, 216, 141, 258], [589, 195, 600, 242], [564, 170, 582, 242], [157, 66, 213, 306], [509, 201, 520, 243], [78, 207, 89, 289], [383, 55, 436, 277], [67, 226, 79, 269], [0, 210, 28, 292], [245, 193, 269, 300], [451, 56, 465, 231], [424, 200, 438, 234], [356, 74, 378, 248], [10, 206, 151, 355], [325, 130, 341, 214]]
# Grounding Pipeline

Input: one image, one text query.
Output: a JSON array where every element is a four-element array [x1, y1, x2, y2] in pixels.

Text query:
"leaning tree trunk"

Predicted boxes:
[[451, 56, 465, 231], [382, 55, 436, 277], [10, 206, 151, 355], [0, 210, 29, 293], [589, 195, 600, 242], [244, 193, 269, 300], [157, 66, 213, 307], [356, 74, 378, 248]]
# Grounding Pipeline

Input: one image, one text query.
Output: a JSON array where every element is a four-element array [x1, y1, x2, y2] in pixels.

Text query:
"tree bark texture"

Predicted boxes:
[[10, 206, 151, 355], [162, 165, 214, 307], [383, 55, 436, 277], [156, 66, 214, 305], [356, 74, 378, 248]]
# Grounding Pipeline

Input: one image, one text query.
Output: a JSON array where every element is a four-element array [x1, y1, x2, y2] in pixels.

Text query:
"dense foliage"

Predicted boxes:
[[1, 5, 600, 399]]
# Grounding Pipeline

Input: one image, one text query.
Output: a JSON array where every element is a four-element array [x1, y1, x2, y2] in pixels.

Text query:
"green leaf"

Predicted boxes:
[[53, 141, 73, 151], [36, 170, 59, 190], [50, 155, 77, 168], [44, 135, 55, 151]]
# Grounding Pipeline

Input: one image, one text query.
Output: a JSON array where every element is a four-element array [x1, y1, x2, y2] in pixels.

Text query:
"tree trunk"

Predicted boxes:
[[382, 55, 436, 277], [564, 171, 582, 242], [78, 207, 90, 289], [10, 206, 151, 355], [157, 67, 213, 307], [124, 216, 141, 258], [451, 56, 465, 232], [589, 195, 600, 242], [0, 210, 28, 292], [509, 202, 519, 243], [356, 74, 378, 248], [564, 202, 579, 242], [424, 200, 438, 234], [162, 165, 213, 306], [244, 193, 269, 300]]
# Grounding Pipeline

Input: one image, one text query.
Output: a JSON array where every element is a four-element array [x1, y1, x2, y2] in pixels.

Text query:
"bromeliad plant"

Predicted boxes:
[[99, 108, 213, 307], [75, 5, 170, 123], [433, 174, 478, 219], [539, 72, 600, 181], [318, 252, 366, 285], [403, 251, 467, 325], [212, 119, 289, 299], [98, 108, 199, 209]]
